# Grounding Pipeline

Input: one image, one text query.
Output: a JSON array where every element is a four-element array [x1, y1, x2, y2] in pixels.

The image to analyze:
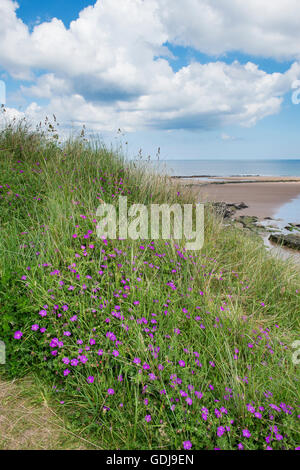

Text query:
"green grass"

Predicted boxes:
[[0, 117, 299, 450]]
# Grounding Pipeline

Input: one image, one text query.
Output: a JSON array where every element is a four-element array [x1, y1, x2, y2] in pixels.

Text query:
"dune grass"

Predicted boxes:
[[0, 118, 299, 450]]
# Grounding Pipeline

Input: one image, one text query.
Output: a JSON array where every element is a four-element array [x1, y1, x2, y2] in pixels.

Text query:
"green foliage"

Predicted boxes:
[[0, 118, 299, 450], [0, 272, 35, 377]]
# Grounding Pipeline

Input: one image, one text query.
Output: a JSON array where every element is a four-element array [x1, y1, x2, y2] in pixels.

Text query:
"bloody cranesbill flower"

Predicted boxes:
[[14, 330, 23, 339], [183, 441, 192, 450]]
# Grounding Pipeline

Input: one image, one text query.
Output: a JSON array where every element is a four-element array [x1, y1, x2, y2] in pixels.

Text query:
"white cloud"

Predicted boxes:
[[0, 0, 300, 133], [158, 0, 300, 60]]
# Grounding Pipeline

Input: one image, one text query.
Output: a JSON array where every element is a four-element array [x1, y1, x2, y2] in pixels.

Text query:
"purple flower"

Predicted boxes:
[[242, 429, 251, 438], [149, 373, 157, 381], [14, 330, 23, 339], [79, 355, 88, 364], [145, 415, 151, 422], [107, 388, 115, 395], [87, 376, 94, 384], [183, 440, 192, 450]]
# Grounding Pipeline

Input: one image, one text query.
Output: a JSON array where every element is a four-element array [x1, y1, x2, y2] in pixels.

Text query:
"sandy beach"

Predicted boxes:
[[176, 176, 300, 219]]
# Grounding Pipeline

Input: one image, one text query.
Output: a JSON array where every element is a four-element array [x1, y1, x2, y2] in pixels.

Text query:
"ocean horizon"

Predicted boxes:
[[154, 159, 300, 177]]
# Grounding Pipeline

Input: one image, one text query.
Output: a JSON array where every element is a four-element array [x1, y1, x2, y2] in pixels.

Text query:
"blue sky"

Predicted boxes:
[[1, 0, 300, 160], [15, 0, 96, 29]]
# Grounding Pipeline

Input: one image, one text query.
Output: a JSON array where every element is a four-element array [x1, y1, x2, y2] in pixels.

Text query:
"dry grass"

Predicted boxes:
[[0, 376, 97, 450]]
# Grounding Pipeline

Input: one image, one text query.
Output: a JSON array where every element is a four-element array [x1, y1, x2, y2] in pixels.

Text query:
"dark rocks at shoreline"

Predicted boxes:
[[211, 202, 248, 219], [269, 233, 300, 251], [235, 215, 258, 228], [211, 202, 276, 234], [284, 223, 300, 232], [211, 201, 300, 253]]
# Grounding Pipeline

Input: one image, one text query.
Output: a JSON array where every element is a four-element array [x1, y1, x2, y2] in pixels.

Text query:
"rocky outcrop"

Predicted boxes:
[[269, 233, 300, 251], [212, 202, 248, 219]]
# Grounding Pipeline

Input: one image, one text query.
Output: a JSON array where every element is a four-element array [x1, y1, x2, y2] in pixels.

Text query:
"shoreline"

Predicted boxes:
[[176, 176, 300, 220], [173, 175, 300, 184], [176, 175, 300, 261]]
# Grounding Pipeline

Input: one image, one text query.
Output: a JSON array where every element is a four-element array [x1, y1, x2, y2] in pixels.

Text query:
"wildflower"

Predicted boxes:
[[149, 373, 157, 381], [87, 376, 94, 384], [14, 330, 23, 340], [183, 441, 192, 450], [79, 355, 88, 364], [242, 429, 251, 438], [145, 415, 151, 422]]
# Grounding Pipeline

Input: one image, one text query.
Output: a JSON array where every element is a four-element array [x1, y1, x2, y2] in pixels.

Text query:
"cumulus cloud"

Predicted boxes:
[[158, 0, 300, 60], [0, 0, 300, 132]]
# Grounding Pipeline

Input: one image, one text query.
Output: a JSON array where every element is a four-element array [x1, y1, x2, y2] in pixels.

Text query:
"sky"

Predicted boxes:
[[1, 0, 300, 160]]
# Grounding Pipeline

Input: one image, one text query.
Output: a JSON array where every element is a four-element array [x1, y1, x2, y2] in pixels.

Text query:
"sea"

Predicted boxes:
[[155, 159, 300, 178]]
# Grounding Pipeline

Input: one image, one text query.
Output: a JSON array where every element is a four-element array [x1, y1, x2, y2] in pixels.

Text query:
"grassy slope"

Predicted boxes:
[[0, 120, 299, 450]]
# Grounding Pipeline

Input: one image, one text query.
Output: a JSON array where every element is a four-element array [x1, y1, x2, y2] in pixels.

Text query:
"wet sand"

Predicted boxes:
[[177, 177, 300, 219]]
